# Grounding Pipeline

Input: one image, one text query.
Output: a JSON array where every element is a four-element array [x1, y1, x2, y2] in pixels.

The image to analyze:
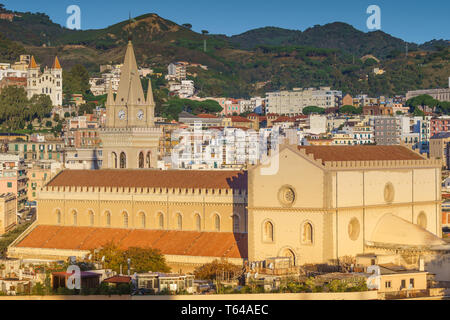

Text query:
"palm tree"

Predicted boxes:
[[201, 30, 209, 52]]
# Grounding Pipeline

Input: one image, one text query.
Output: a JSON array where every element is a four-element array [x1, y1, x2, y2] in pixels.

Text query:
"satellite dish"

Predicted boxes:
[[254, 272, 258, 279], [101, 256, 105, 262], [269, 263, 274, 270], [246, 272, 251, 278], [88, 254, 92, 260]]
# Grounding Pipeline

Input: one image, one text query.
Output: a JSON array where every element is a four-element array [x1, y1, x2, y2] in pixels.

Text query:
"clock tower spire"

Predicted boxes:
[[100, 40, 161, 169]]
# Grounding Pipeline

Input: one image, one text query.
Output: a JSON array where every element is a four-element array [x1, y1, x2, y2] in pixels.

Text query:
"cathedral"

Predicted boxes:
[[99, 41, 161, 169], [26, 56, 63, 106], [7, 41, 450, 277]]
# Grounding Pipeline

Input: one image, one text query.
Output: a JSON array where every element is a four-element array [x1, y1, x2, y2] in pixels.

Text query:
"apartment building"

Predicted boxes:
[[26, 161, 62, 203], [373, 116, 401, 145], [0, 154, 27, 212], [266, 87, 342, 115], [0, 193, 16, 235], [167, 62, 187, 81], [8, 140, 64, 162], [406, 79, 450, 102]]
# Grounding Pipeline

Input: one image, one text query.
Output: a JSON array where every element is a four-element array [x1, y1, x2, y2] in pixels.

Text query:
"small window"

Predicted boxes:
[[123, 212, 129, 228], [409, 278, 415, 289], [195, 214, 201, 231], [106, 212, 111, 227], [89, 211, 94, 226], [401, 279, 406, 289], [302, 222, 313, 244], [140, 213, 146, 229], [263, 221, 274, 242], [177, 213, 182, 230], [385, 281, 391, 288], [7, 182, 12, 188], [232, 215, 240, 233], [214, 215, 220, 232], [158, 213, 164, 229]]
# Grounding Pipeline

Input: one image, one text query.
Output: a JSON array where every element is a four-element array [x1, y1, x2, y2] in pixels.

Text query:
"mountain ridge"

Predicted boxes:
[[0, 6, 448, 99]]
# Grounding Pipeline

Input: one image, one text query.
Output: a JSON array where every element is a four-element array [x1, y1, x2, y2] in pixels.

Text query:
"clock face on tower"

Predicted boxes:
[[137, 110, 144, 120], [118, 110, 126, 120]]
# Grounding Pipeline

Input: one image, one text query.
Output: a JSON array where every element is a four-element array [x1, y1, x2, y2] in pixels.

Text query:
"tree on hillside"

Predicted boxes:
[[182, 23, 192, 30], [413, 106, 425, 117], [78, 102, 96, 116], [303, 106, 325, 115], [194, 259, 242, 281], [161, 98, 222, 120], [201, 30, 209, 52], [92, 242, 170, 274], [339, 105, 362, 115], [0, 86, 28, 130], [29, 94, 52, 121], [63, 64, 90, 96]]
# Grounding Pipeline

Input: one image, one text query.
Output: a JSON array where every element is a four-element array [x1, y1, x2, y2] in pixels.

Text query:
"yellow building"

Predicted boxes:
[[247, 145, 446, 267], [8, 145, 449, 274]]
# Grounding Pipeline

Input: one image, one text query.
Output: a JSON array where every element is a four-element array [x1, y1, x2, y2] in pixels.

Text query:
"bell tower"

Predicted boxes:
[[100, 40, 161, 169]]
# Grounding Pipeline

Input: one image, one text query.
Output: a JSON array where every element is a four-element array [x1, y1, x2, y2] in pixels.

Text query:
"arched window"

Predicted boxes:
[[232, 215, 240, 233], [120, 152, 126, 169], [112, 152, 118, 169], [146, 152, 151, 168], [72, 210, 77, 226], [195, 214, 201, 231], [56, 209, 61, 225], [123, 212, 129, 228], [214, 214, 221, 232], [263, 221, 274, 242], [176, 213, 182, 230], [138, 152, 144, 169], [158, 213, 164, 229], [417, 212, 427, 229], [140, 212, 146, 229], [302, 222, 313, 244], [88, 210, 94, 226], [105, 211, 111, 227]]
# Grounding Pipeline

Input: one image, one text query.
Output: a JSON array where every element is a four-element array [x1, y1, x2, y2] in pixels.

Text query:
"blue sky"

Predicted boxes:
[[2, 0, 449, 44]]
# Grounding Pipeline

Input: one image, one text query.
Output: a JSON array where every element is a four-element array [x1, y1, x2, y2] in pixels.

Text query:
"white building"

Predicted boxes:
[[167, 62, 187, 81], [170, 80, 195, 98], [64, 148, 103, 170], [306, 115, 327, 135], [266, 87, 342, 115], [0, 66, 27, 81], [26, 56, 62, 106]]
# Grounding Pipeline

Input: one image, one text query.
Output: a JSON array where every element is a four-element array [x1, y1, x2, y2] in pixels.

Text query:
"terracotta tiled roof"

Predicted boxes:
[[46, 170, 247, 190], [16, 225, 248, 259], [297, 145, 425, 163], [52, 56, 61, 69], [273, 116, 294, 123], [103, 276, 132, 283], [196, 113, 217, 118], [230, 116, 252, 123], [52, 271, 101, 278]]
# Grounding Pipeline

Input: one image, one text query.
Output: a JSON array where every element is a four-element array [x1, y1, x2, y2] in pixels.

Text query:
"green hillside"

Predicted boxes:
[[0, 5, 448, 99]]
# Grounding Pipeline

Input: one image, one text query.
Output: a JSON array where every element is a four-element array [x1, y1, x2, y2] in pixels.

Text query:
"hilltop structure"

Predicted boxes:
[[26, 56, 63, 106]]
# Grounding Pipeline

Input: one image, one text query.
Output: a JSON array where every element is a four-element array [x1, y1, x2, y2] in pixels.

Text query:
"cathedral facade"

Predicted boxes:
[[26, 56, 63, 106], [99, 41, 161, 169], [7, 42, 449, 275], [8, 145, 449, 273]]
